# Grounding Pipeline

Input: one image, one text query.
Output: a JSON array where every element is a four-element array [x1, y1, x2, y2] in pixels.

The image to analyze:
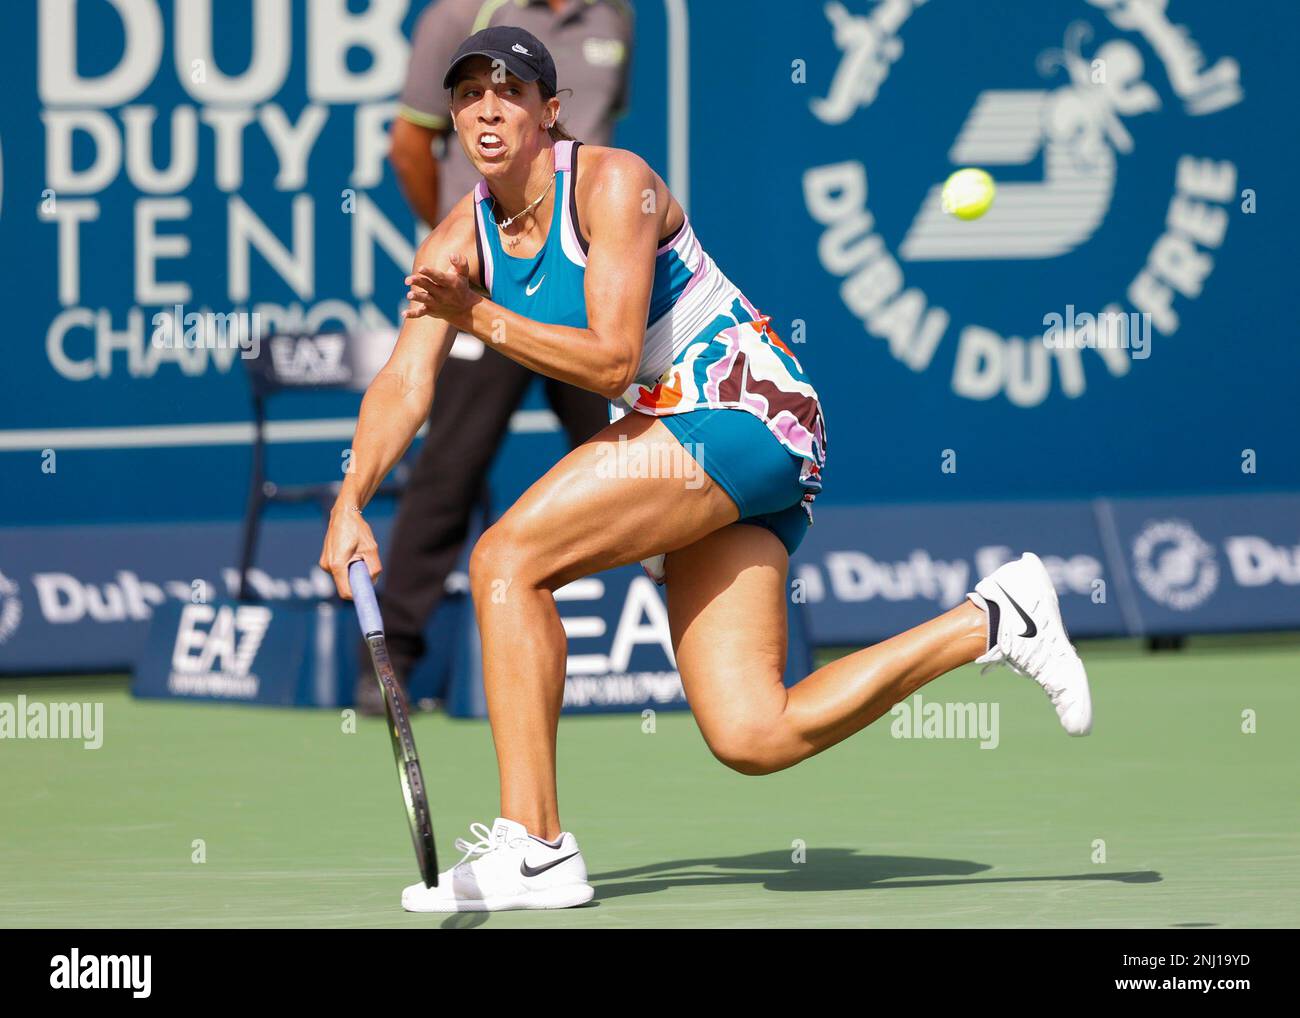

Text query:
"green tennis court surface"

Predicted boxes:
[[3, 641, 1297, 928]]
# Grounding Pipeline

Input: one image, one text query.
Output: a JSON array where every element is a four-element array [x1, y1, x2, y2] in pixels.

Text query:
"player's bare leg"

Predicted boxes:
[[665, 525, 986, 774], [666, 526, 1091, 775], [400, 412, 741, 911], [468, 412, 740, 840], [404, 413, 1089, 911]]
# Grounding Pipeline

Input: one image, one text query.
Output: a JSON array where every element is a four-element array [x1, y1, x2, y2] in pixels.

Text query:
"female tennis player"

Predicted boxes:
[[321, 27, 1092, 912]]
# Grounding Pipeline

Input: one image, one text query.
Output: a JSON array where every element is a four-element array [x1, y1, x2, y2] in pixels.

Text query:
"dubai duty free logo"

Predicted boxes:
[[0, 569, 22, 645], [1132, 518, 1218, 610], [802, 0, 1244, 407]]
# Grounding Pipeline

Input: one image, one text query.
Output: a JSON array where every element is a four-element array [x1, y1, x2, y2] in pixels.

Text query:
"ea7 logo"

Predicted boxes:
[[171, 604, 271, 678], [268, 333, 351, 386], [50, 950, 151, 998]]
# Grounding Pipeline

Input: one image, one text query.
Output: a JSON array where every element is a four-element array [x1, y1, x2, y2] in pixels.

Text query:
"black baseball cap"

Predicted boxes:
[[443, 26, 558, 94]]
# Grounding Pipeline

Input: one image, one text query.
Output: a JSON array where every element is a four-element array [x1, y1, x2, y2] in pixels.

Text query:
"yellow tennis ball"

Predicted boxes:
[[941, 167, 996, 221]]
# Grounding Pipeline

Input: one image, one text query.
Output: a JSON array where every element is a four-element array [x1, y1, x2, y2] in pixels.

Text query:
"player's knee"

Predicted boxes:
[[469, 524, 519, 597], [469, 519, 545, 598], [704, 718, 786, 776]]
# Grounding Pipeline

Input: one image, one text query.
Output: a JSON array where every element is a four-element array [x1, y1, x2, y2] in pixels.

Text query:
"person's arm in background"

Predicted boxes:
[[388, 0, 471, 227], [389, 116, 445, 228], [610, 2, 634, 127]]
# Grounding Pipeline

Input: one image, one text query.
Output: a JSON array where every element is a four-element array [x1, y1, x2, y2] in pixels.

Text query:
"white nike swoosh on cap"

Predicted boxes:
[[512, 43, 530, 55]]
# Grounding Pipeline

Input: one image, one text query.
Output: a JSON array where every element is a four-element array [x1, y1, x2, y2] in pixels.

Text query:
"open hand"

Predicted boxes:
[[403, 253, 478, 324]]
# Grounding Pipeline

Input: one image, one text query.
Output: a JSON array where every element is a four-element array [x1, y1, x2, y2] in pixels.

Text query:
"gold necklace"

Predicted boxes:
[[490, 173, 557, 249]]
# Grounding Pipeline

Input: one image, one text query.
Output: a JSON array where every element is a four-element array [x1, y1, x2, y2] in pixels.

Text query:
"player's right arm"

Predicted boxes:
[[320, 197, 480, 599]]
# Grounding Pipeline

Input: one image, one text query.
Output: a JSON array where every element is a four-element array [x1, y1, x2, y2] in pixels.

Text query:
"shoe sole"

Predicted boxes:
[[1025, 555, 1092, 735], [402, 883, 596, 913]]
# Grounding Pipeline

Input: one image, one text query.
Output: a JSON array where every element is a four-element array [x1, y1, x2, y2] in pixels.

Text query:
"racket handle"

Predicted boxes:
[[348, 560, 384, 637]]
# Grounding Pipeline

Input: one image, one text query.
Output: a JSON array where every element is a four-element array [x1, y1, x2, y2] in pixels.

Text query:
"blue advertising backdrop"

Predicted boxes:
[[3, 0, 1296, 522], [1, 1, 1297, 683]]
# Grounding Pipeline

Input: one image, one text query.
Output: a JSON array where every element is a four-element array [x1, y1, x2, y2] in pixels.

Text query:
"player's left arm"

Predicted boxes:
[[404, 150, 658, 399]]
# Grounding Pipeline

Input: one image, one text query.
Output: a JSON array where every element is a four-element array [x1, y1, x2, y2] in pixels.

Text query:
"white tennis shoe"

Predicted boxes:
[[967, 552, 1093, 736], [401, 817, 594, 912]]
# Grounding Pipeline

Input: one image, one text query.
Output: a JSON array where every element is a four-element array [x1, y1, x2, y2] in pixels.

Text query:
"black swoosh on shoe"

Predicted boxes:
[[996, 583, 1038, 638], [520, 852, 580, 878]]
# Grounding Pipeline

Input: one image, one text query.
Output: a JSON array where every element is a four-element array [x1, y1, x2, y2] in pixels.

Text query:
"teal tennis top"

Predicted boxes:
[[470, 139, 827, 490]]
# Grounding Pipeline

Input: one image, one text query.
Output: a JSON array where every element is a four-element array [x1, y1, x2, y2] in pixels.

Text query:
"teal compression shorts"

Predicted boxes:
[[660, 408, 814, 556]]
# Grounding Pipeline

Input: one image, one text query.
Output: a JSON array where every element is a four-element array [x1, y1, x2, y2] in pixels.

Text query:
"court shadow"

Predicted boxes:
[[590, 849, 1161, 900], [440, 911, 491, 930]]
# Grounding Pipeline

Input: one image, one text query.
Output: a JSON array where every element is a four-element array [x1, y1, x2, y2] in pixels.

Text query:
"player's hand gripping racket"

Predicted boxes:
[[349, 561, 439, 887]]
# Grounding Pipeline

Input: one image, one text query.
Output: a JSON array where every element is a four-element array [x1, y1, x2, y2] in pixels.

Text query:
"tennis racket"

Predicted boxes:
[[348, 560, 439, 887]]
